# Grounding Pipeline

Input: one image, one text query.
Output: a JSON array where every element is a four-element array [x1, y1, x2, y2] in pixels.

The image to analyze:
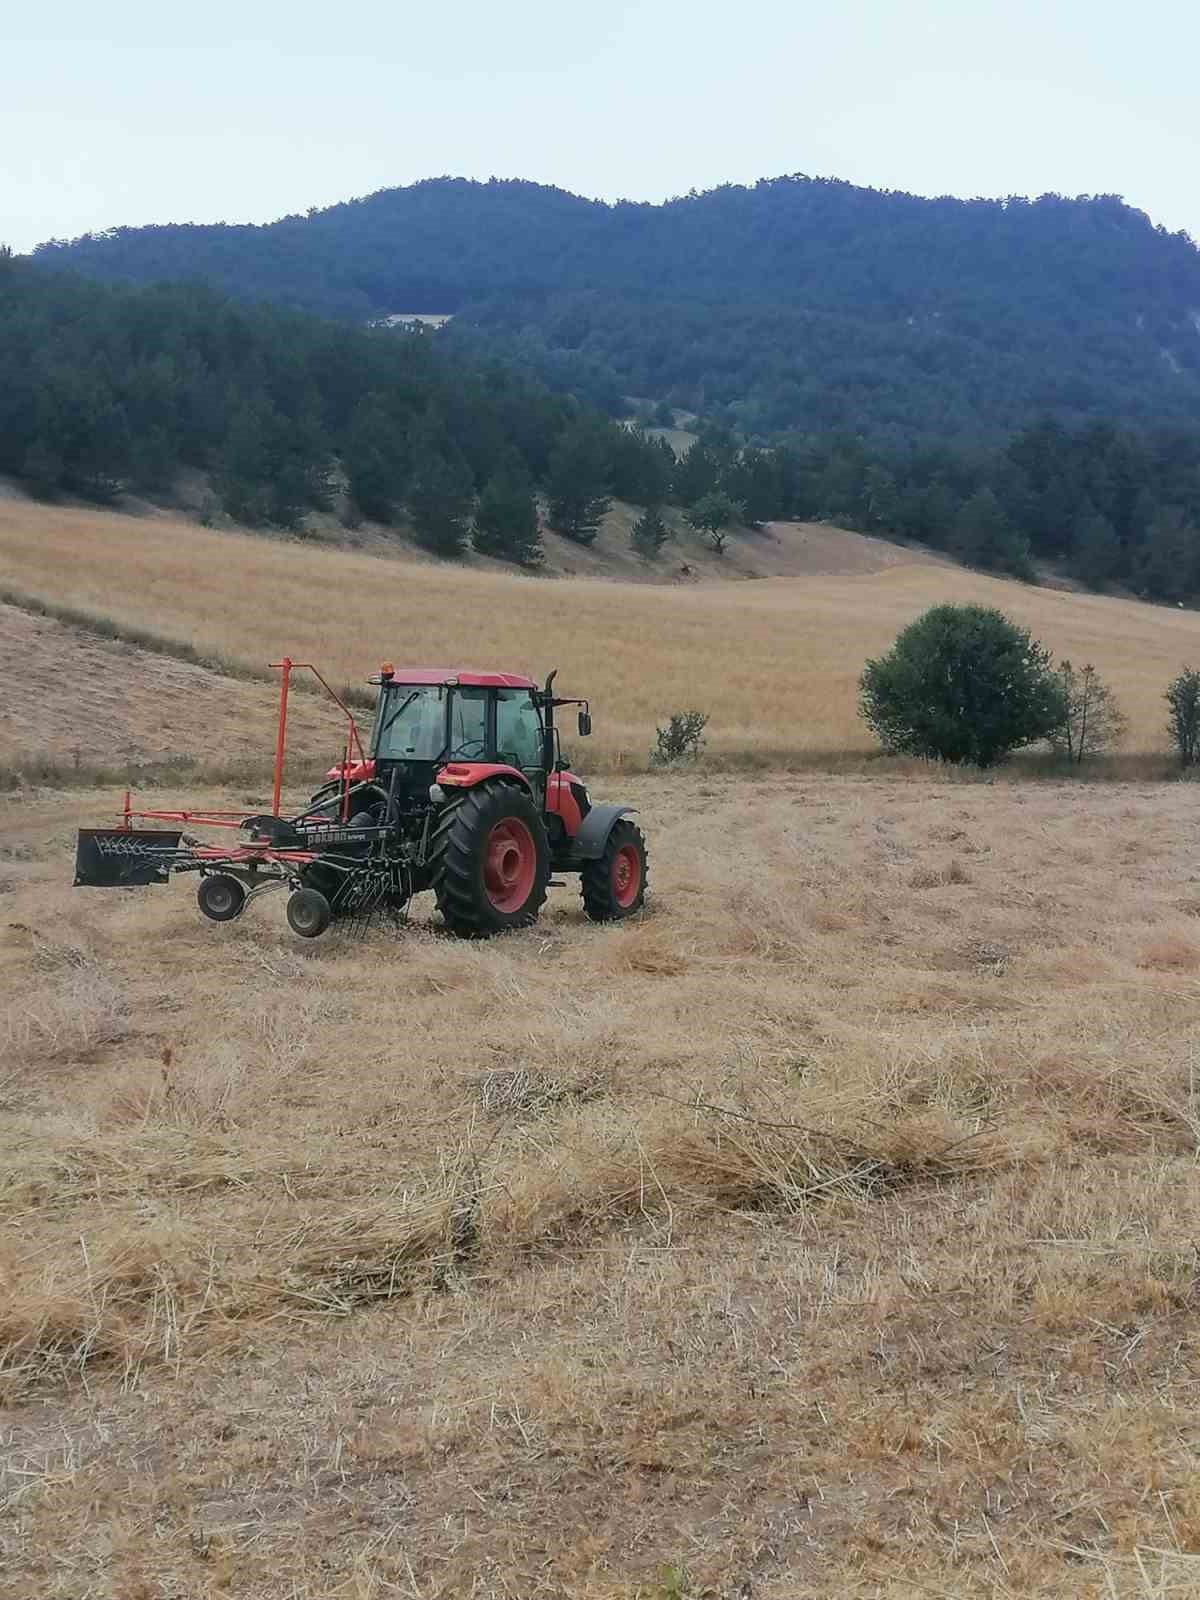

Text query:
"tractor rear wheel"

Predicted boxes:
[[581, 819, 648, 922], [197, 873, 246, 922], [430, 783, 549, 937]]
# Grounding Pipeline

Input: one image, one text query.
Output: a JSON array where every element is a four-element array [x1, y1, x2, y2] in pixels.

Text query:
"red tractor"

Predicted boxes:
[[74, 660, 648, 939]]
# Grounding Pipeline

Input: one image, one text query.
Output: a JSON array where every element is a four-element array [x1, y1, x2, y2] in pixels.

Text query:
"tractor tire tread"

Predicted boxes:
[[429, 783, 549, 937], [581, 819, 649, 922]]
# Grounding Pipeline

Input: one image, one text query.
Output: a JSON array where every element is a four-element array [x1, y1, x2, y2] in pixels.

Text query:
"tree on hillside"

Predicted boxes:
[[672, 441, 724, 506], [408, 452, 474, 557], [1070, 504, 1122, 589], [684, 490, 742, 555], [1047, 661, 1126, 764], [860, 464, 900, 533], [343, 394, 406, 522], [631, 504, 670, 560], [859, 604, 1064, 767], [952, 488, 1033, 579], [1166, 667, 1200, 767], [724, 447, 788, 528], [547, 419, 611, 544], [473, 464, 543, 565], [608, 424, 672, 505], [216, 402, 275, 525], [1132, 507, 1200, 602]]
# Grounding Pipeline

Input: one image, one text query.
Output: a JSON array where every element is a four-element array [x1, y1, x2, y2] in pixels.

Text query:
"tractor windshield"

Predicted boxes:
[[370, 685, 448, 761]]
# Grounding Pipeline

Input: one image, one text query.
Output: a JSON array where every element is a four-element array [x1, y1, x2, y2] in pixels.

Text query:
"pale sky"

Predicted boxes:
[[4, 0, 1198, 252]]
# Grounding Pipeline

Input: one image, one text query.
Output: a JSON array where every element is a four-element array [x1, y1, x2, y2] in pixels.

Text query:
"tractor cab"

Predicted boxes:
[[368, 667, 548, 786]]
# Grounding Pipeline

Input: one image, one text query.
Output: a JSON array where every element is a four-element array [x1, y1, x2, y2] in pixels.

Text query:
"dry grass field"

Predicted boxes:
[[4, 772, 1200, 1597], [1, 499, 1198, 772], [4, 495, 1200, 1595]]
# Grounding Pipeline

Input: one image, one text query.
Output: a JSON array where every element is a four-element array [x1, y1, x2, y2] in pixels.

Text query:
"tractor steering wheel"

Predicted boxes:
[[448, 739, 487, 760]]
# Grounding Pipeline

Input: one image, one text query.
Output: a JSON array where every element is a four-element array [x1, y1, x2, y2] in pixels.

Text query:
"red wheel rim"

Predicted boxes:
[[611, 843, 641, 909], [483, 818, 537, 913]]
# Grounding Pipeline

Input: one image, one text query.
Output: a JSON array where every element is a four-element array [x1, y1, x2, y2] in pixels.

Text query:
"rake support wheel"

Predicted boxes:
[[197, 873, 246, 922], [287, 886, 333, 939], [430, 782, 549, 937], [581, 818, 648, 922]]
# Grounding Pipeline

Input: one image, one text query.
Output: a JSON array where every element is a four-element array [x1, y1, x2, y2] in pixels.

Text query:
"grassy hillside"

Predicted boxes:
[[1, 499, 1197, 769], [32, 174, 1200, 442]]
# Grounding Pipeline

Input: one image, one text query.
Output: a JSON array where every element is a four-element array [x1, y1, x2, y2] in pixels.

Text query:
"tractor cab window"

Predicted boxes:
[[495, 689, 544, 771], [447, 688, 489, 759], [371, 685, 448, 761]]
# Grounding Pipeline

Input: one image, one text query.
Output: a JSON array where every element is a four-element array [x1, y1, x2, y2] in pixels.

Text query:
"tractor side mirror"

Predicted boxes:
[[578, 710, 592, 738]]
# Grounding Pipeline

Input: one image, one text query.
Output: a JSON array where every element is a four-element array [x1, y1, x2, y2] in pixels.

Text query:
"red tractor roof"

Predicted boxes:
[[381, 666, 538, 689]]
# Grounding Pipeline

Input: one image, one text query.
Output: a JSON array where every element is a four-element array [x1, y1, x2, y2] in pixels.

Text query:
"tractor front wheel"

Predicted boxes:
[[430, 783, 549, 937], [197, 873, 246, 922], [581, 819, 648, 922]]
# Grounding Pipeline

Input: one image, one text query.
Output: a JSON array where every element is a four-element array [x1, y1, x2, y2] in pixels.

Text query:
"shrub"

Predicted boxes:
[[651, 710, 707, 766], [1166, 667, 1200, 767], [859, 604, 1063, 768], [1048, 661, 1127, 763]]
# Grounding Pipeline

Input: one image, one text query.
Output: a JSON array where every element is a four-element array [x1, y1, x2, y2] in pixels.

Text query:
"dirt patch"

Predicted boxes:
[[0, 601, 343, 772]]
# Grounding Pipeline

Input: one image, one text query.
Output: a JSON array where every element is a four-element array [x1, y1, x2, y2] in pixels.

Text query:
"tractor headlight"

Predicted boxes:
[[429, 783, 446, 803]]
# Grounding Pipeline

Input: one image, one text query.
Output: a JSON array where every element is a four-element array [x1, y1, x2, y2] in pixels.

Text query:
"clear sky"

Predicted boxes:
[[5, 0, 1198, 252]]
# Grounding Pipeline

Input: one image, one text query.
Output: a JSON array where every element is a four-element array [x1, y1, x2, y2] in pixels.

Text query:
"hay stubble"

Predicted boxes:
[[4, 773, 1200, 1596]]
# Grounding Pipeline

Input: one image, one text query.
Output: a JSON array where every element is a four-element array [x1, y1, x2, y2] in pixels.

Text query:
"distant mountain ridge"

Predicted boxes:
[[28, 174, 1200, 444]]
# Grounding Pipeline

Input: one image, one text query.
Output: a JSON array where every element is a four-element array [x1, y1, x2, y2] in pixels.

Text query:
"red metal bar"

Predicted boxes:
[[270, 657, 292, 817], [297, 665, 365, 762], [117, 654, 366, 836], [122, 808, 253, 828], [341, 727, 353, 822]]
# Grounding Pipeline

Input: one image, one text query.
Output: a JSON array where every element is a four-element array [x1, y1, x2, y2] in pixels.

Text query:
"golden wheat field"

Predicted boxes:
[[4, 768, 1200, 1598], [2, 499, 1199, 768]]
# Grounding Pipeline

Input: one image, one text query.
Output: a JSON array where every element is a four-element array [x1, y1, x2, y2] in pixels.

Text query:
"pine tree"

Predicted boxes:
[[1132, 507, 1198, 601], [672, 441, 721, 505], [216, 402, 274, 525], [547, 420, 611, 544], [473, 466, 543, 564], [631, 504, 670, 560], [343, 395, 405, 522], [1071, 506, 1122, 589], [952, 488, 1033, 580], [21, 438, 65, 499], [408, 452, 474, 557], [609, 425, 672, 504]]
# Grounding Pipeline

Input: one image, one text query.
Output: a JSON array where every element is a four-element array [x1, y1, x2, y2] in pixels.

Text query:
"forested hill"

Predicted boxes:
[[0, 250, 672, 553], [29, 175, 1200, 443]]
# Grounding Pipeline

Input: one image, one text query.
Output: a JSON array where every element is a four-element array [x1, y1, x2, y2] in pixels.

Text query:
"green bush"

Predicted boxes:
[[859, 604, 1064, 767], [651, 711, 708, 766]]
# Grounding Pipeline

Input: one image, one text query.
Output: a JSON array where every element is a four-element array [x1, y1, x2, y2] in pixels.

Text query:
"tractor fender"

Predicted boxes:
[[571, 803, 637, 860], [436, 762, 532, 792]]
